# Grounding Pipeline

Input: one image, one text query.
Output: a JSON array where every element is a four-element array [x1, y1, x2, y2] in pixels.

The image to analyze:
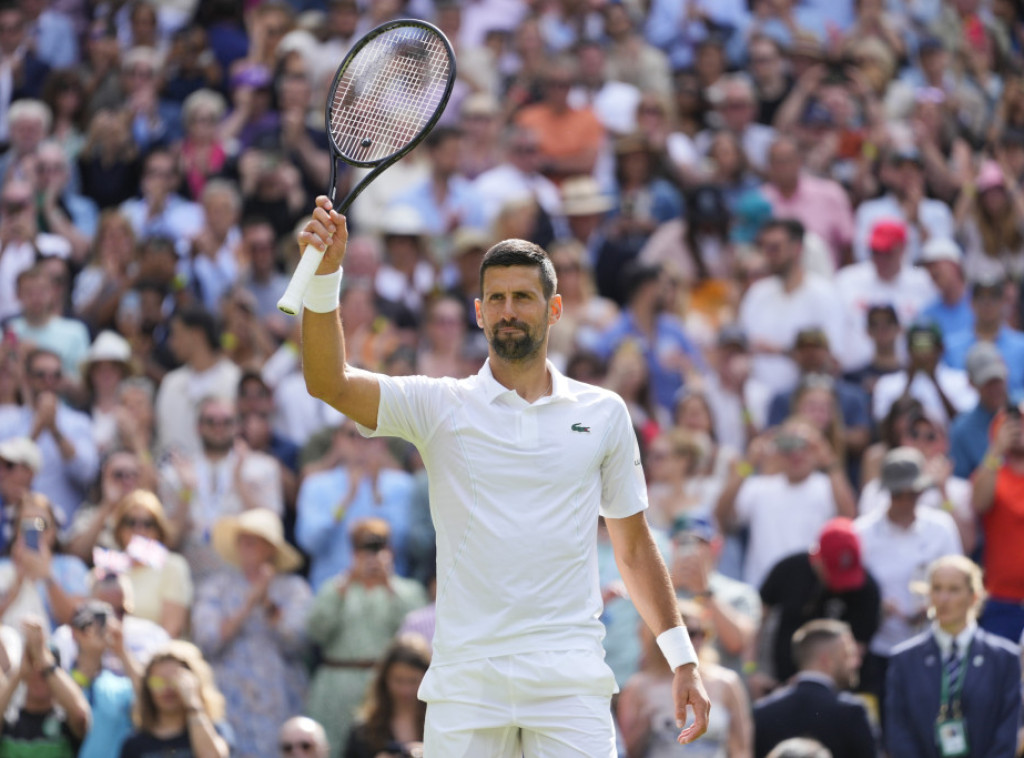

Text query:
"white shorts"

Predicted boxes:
[[419, 648, 618, 758]]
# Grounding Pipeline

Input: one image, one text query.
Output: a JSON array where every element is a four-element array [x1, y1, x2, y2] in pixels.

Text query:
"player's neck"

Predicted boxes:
[[490, 354, 552, 403]]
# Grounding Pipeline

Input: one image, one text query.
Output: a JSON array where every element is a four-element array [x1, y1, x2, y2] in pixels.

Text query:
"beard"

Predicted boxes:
[[202, 437, 234, 455], [489, 318, 544, 362]]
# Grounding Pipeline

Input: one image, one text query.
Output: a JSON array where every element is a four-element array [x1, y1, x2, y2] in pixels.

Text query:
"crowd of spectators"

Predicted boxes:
[[1, 0, 1024, 756]]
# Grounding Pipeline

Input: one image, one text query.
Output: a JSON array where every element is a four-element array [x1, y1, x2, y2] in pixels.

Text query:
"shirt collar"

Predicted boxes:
[[932, 620, 977, 657], [478, 359, 577, 404], [793, 671, 836, 690]]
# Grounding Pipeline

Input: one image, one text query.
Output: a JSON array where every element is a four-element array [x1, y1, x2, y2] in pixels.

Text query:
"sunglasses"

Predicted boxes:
[[356, 538, 388, 553], [146, 674, 172, 691], [200, 416, 235, 427], [110, 468, 139, 481], [30, 369, 61, 381], [280, 741, 314, 754], [122, 517, 157, 530]]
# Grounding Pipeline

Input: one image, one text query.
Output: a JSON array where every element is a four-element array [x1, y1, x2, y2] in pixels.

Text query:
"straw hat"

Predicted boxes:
[[211, 509, 303, 573], [80, 330, 131, 375], [560, 176, 614, 217]]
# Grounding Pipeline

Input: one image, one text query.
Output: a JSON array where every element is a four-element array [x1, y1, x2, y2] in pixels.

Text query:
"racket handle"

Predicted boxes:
[[277, 244, 327, 315]]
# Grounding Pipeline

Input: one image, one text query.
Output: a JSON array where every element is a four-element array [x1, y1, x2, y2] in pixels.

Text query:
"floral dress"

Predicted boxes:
[[192, 569, 312, 758]]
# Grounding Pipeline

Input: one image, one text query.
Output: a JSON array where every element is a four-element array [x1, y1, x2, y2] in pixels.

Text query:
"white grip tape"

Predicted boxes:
[[277, 243, 327, 315], [657, 626, 699, 670], [302, 267, 343, 313]]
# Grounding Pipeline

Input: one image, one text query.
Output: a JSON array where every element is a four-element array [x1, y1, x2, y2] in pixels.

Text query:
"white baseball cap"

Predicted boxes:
[[0, 437, 42, 473], [920, 237, 962, 265]]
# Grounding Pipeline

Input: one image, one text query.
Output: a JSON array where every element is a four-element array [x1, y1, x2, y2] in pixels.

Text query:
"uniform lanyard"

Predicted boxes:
[[938, 637, 972, 721]]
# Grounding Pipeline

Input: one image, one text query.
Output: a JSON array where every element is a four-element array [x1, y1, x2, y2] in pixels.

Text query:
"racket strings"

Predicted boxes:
[[330, 27, 451, 163]]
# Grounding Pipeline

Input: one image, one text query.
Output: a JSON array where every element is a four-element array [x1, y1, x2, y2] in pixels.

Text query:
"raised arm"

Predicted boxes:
[[299, 196, 381, 430], [971, 417, 1014, 515]]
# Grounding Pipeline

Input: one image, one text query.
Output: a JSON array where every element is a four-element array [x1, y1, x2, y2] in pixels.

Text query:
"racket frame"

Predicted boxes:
[[277, 18, 456, 315]]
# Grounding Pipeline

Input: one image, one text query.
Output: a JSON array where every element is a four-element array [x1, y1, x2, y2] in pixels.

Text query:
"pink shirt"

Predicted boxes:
[[762, 174, 855, 263]]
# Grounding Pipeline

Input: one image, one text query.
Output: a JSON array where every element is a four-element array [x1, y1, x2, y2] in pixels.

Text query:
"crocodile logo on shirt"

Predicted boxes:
[[571, 422, 591, 433]]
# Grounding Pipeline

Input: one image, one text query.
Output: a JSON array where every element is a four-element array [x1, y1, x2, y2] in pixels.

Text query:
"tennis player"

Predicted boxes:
[[298, 195, 709, 757]]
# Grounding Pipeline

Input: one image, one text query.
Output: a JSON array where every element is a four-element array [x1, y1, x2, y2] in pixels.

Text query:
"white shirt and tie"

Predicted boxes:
[[933, 620, 977, 681]]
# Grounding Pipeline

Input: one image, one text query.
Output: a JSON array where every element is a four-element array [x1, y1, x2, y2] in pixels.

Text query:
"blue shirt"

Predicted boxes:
[[950, 403, 998, 479], [594, 311, 706, 412], [78, 670, 134, 758], [296, 466, 415, 591], [767, 379, 871, 430], [644, 0, 751, 67], [391, 175, 487, 236], [945, 326, 1024, 397], [0, 405, 98, 523], [922, 293, 974, 347]]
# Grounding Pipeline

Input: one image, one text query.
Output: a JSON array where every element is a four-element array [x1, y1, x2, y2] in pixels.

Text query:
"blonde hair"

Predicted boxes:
[[135, 641, 226, 729], [926, 554, 986, 615], [7, 99, 52, 132], [349, 517, 391, 547], [182, 88, 227, 124], [114, 489, 172, 546]]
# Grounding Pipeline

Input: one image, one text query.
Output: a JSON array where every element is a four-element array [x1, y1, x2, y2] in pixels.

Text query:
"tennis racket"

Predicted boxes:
[[277, 19, 456, 315]]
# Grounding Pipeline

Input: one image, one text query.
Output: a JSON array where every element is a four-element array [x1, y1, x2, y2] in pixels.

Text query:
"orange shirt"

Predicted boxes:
[[515, 104, 605, 163], [983, 467, 1024, 600]]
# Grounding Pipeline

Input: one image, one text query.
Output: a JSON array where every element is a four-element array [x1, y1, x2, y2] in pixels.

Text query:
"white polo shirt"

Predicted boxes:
[[854, 506, 963, 656], [732, 471, 838, 589], [737, 273, 845, 395], [361, 360, 648, 666]]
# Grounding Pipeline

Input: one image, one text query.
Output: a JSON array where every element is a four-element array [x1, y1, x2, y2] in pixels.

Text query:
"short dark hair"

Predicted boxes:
[[240, 215, 275, 234], [238, 369, 269, 396], [623, 261, 663, 302], [425, 125, 462, 150], [759, 217, 804, 243], [791, 619, 850, 671], [172, 305, 220, 352], [25, 347, 61, 375], [867, 303, 898, 325], [479, 239, 556, 300]]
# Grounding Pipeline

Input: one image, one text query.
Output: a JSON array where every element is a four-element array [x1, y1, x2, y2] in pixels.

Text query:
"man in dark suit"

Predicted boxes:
[[754, 619, 879, 758]]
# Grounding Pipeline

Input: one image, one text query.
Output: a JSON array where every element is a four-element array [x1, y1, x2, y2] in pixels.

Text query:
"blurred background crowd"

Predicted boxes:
[[1, 0, 1024, 756]]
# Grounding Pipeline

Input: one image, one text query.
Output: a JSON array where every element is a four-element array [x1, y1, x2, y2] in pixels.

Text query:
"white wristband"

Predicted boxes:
[[303, 267, 343, 313], [657, 626, 699, 671]]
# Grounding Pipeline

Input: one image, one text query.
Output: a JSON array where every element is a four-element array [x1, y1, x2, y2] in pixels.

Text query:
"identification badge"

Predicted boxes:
[[936, 718, 969, 758]]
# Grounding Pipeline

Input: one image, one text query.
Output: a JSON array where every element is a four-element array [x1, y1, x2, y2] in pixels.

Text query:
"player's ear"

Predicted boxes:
[[548, 294, 562, 325], [474, 298, 484, 329]]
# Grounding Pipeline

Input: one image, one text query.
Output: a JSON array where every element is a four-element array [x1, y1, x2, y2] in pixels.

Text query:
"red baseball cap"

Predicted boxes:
[[869, 219, 907, 254], [809, 518, 866, 592]]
